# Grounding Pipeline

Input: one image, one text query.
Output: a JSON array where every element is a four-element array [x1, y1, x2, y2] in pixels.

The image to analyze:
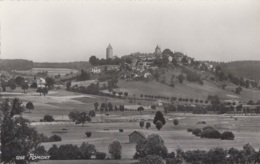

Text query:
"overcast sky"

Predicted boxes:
[[1, 0, 260, 62]]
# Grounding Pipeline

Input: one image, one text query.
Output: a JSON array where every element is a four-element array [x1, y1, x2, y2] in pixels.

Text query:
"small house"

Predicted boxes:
[[90, 67, 101, 74], [129, 131, 146, 144]]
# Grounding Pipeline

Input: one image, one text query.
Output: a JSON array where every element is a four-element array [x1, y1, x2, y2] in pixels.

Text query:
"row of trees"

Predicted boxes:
[[89, 56, 121, 66], [133, 133, 260, 164], [1, 76, 55, 93]]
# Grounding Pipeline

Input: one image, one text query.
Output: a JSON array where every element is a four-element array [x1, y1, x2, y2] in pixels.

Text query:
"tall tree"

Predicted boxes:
[[108, 139, 122, 159], [89, 56, 98, 66], [26, 101, 34, 113], [8, 79, 16, 92], [21, 82, 29, 93], [1, 98, 40, 163], [45, 77, 55, 88], [153, 111, 166, 125]]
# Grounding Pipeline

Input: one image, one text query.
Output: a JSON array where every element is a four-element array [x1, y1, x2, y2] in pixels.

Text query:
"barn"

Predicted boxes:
[[128, 131, 146, 143]]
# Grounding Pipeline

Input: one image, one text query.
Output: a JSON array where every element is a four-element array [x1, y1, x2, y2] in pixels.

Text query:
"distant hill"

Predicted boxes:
[[33, 61, 91, 70], [0, 59, 33, 70], [0, 59, 91, 71], [218, 61, 260, 81]]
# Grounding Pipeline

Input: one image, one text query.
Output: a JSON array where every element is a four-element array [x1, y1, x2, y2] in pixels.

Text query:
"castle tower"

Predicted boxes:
[[154, 45, 161, 55], [106, 44, 113, 59]]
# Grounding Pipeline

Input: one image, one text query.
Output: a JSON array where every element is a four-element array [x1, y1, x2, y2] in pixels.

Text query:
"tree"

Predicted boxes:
[[66, 81, 71, 90], [76, 112, 91, 126], [15, 76, 25, 86], [26, 101, 34, 112], [45, 77, 55, 88], [43, 115, 55, 122], [1, 98, 40, 163], [80, 142, 96, 159], [89, 56, 98, 66], [243, 143, 256, 163], [8, 79, 16, 92], [31, 82, 38, 89], [156, 121, 163, 130], [108, 102, 113, 111], [94, 102, 99, 111], [21, 82, 29, 93], [77, 69, 90, 81], [42, 87, 48, 96], [68, 110, 80, 122], [173, 119, 179, 126], [134, 134, 168, 159], [36, 87, 43, 96], [139, 155, 164, 164], [108, 139, 122, 159], [178, 74, 185, 84], [88, 110, 96, 117], [124, 92, 128, 98], [140, 121, 145, 128], [146, 122, 151, 129], [153, 111, 166, 125], [138, 106, 144, 115]]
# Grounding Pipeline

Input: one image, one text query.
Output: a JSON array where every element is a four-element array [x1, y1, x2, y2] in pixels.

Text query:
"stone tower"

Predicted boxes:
[[106, 44, 113, 59], [154, 45, 161, 55]]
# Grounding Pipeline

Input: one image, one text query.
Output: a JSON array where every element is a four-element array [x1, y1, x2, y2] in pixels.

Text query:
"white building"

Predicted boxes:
[[37, 78, 46, 88], [90, 67, 101, 74]]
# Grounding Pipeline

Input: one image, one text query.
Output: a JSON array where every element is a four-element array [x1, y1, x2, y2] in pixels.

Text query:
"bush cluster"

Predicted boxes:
[[192, 128, 202, 136], [96, 152, 106, 159], [221, 131, 235, 140], [38, 133, 62, 142], [191, 126, 235, 140], [201, 129, 221, 139], [85, 131, 92, 137], [43, 115, 55, 122]]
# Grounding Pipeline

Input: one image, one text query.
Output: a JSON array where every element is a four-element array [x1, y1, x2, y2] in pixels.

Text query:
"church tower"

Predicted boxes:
[[154, 45, 162, 55], [106, 44, 113, 59]]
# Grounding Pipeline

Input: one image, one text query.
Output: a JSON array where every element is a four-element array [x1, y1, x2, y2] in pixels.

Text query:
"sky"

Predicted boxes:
[[0, 0, 260, 62]]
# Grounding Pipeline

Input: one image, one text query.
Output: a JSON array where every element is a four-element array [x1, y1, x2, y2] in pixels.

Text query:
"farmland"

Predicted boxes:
[[3, 88, 260, 161], [14, 68, 78, 76]]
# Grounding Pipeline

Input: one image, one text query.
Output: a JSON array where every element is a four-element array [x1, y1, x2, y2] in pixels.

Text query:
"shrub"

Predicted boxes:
[[85, 131, 92, 137], [49, 134, 62, 142], [96, 152, 106, 159], [139, 155, 164, 164], [140, 121, 145, 128], [151, 105, 156, 110], [187, 128, 193, 132], [201, 129, 221, 139], [108, 139, 122, 159], [221, 131, 235, 140], [43, 115, 54, 122], [146, 122, 151, 129], [173, 119, 179, 126], [119, 129, 124, 132], [156, 120, 163, 130], [192, 128, 202, 136], [202, 126, 214, 131], [197, 121, 206, 124]]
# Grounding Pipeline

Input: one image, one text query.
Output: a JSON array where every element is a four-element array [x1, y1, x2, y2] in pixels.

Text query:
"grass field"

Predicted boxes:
[[3, 85, 260, 162], [15, 68, 78, 76], [117, 79, 260, 102]]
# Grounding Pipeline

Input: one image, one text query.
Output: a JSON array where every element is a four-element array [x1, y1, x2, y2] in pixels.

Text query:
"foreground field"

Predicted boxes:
[[3, 89, 260, 161], [33, 114, 260, 159]]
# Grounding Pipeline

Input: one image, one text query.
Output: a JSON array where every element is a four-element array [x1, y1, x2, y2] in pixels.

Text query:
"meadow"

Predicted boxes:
[[14, 68, 78, 76], [3, 88, 260, 162]]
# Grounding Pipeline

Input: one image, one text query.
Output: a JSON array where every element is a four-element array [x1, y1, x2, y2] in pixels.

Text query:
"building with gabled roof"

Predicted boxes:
[[129, 131, 146, 143]]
